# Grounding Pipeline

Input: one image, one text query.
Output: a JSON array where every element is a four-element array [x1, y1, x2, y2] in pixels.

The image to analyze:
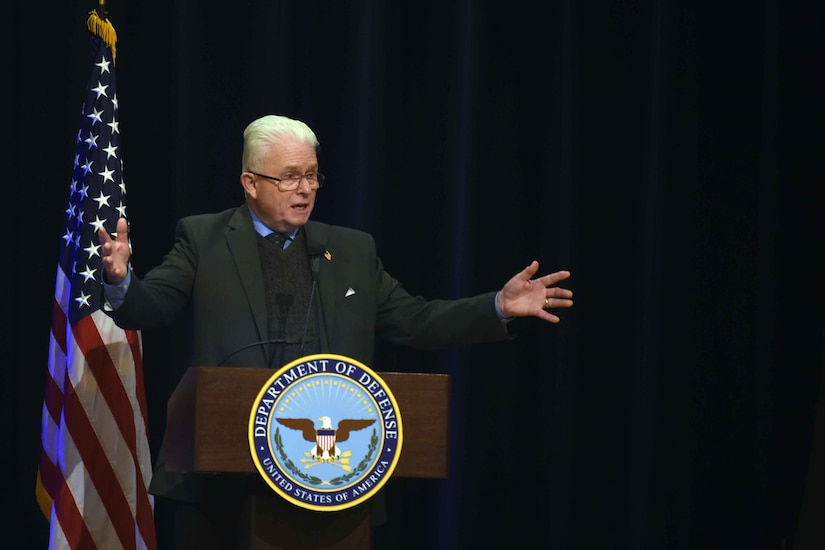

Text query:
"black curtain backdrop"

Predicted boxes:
[[7, 1, 824, 548]]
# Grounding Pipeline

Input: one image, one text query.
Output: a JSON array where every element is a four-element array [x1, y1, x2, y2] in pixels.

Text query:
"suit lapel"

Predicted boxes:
[[225, 207, 268, 344]]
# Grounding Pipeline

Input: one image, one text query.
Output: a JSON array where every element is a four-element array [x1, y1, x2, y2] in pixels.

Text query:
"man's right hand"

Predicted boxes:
[[98, 217, 131, 284]]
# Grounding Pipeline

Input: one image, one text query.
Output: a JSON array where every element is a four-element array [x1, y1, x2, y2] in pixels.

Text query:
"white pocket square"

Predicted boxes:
[[345, 287, 356, 297]]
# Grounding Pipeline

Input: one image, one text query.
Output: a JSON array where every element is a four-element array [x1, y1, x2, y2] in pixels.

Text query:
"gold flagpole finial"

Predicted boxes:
[[87, 1, 117, 63]]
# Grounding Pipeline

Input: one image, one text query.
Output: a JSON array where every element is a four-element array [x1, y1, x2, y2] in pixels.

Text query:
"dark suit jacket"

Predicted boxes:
[[109, 205, 513, 499]]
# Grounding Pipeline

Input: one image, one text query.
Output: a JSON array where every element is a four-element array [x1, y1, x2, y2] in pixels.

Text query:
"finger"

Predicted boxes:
[[519, 260, 540, 280], [537, 270, 571, 286], [544, 297, 574, 309], [539, 310, 562, 323], [115, 217, 129, 243], [97, 226, 112, 245], [546, 287, 574, 299]]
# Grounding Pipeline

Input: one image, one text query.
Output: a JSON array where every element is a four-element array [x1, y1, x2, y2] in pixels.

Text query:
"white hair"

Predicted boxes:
[[241, 114, 319, 171]]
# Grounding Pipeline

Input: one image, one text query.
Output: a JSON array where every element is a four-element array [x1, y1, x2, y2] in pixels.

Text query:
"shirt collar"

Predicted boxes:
[[247, 205, 299, 239]]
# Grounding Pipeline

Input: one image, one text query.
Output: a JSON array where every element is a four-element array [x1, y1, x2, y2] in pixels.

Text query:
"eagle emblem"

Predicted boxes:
[[276, 415, 376, 465], [249, 354, 403, 511]]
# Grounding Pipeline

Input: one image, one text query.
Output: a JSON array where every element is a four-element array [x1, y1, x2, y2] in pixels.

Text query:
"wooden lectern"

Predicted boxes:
[[165, 367, 450, 549]]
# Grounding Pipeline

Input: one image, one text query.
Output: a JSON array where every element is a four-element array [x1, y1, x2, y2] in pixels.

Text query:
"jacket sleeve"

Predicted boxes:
[[365, 234, 514, 348], [107, 217, 198, 330]]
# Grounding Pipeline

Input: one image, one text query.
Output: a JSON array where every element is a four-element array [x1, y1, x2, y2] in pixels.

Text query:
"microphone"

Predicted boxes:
[[276, 293, 294, 323], [301, 245, 324, 351], [275, 293, 294, 367], [309, 249, 322, 279], [218, 245, 324, 368], [216, 337, 300, 367]]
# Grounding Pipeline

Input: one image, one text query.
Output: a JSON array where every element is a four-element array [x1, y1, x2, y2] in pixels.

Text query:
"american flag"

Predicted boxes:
[[37, 15, 157, 550]]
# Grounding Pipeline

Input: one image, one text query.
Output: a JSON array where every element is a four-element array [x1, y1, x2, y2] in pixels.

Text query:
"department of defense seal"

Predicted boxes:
[[248, 354, 403, 511]]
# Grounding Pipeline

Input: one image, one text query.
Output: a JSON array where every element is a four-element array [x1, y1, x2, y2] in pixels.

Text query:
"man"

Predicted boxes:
[[98, 114, 573, 547]]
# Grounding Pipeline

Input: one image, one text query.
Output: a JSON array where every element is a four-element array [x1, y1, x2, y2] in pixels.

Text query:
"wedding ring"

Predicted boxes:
[[544, 298, 550, 309]]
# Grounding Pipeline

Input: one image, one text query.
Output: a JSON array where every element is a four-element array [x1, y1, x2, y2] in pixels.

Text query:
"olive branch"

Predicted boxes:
[[273, 428, 379, 486]]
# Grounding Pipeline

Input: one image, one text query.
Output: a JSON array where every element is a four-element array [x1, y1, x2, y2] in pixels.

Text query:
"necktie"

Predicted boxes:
[[266, 231, 289, 249]]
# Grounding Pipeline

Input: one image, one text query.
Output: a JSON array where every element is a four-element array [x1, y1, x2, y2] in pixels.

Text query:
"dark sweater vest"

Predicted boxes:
[[257, 229, 320, 367]]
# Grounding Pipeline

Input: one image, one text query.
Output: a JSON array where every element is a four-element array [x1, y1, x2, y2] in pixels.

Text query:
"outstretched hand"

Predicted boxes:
[[97, 217, 131, 285], [496, 261, 573, 323]]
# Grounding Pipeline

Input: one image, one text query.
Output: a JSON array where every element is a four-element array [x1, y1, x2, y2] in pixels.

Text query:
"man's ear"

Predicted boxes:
[[240, 172, 257, 196]]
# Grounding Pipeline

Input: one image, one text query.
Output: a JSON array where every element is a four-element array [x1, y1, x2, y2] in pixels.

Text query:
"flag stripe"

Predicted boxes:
[[66, 314, 139, 549], [54, 372, 106, 549], [53, 468, 96, 549], [127, 324, 157, 550]]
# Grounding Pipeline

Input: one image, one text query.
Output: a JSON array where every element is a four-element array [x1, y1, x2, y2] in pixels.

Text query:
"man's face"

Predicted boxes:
[[243, 138, 318, 233]]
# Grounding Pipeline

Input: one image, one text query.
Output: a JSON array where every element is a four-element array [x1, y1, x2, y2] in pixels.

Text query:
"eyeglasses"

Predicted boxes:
[[250, 171, 325, 191]]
